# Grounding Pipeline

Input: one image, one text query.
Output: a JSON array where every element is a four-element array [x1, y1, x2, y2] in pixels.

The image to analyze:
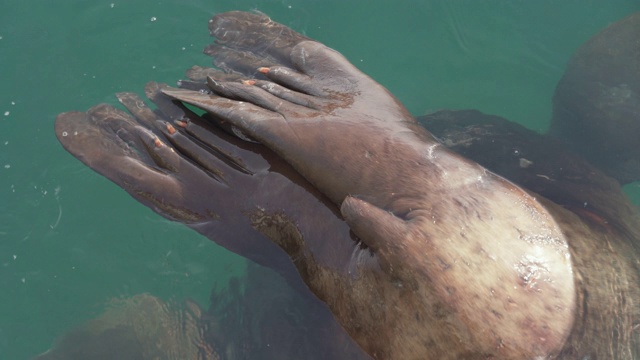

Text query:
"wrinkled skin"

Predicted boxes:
[[54, 11, 640, 359]]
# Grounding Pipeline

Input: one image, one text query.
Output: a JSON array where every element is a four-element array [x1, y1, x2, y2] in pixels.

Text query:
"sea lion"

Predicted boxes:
[[54, 11, 640, 359], [550, 12, 640, 185], [160, 11, 578, 358], [34, 294, 205, 360], [35, 262, 369, 360]]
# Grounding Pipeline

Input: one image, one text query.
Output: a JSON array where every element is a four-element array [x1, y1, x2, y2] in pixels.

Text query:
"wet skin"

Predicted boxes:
[[420, 110, 640, 359], [55, 12, 640, 359]]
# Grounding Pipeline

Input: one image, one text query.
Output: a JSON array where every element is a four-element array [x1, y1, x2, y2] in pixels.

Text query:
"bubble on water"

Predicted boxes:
[[4, 164, 9, 169], [21, 278, 26, 283], [150, 16, 157, 22], [152, 65, 156, 69], [11, 101, 15, 105], [4, 141, 7, 145], [62, 131, 68, 137], [0, 36, 3, 40], [3, 111, 9, 116], [13, 255, 16, 260], [110, 3, 115, 8], [181, 47, 186, 51]]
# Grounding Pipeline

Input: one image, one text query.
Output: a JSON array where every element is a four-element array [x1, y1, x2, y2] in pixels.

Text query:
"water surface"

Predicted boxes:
[[1, 1, 639, 358]]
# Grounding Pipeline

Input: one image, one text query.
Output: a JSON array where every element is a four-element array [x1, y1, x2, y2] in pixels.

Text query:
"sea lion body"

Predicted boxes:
[[53, 11, 640, 359], [161, 14, 576, 358], [550, 12, 640, 184]]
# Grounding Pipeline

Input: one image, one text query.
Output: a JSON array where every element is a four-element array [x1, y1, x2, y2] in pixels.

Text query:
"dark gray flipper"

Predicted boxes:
[[205, 11, 311, 75], [54, 85, 360, 283]]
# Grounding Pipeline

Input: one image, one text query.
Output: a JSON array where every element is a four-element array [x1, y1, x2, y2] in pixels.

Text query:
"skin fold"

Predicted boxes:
[[54, 11, 640, 359]]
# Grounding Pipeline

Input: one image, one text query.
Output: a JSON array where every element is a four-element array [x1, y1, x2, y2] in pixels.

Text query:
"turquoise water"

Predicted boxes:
[[1, 1, 639, 358]]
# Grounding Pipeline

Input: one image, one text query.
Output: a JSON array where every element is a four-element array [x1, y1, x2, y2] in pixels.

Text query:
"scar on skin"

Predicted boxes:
[[175, 120, 188, 128], [166, 123, 177, 134], [154, 138, 163, 148], [258, 67, 270, 74], [242, 80, 256, 85]]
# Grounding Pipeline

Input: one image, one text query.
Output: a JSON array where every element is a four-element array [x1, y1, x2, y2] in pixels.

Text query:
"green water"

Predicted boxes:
[[1, 1, 639, 358]]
